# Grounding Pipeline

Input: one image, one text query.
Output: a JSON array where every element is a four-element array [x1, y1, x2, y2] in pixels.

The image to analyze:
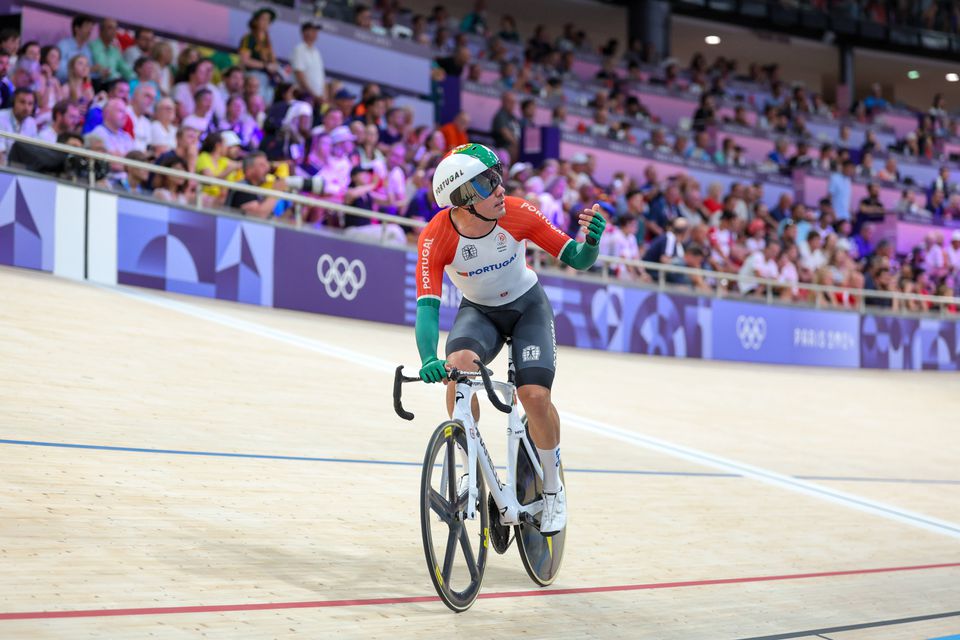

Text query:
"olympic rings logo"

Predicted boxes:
[[736, 315, 767, 350], [316, 254, 367, 301]]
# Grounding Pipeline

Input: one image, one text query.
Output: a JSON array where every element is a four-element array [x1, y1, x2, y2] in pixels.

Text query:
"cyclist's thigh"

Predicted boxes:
[[510, 285, 557, 389], [446, 304, 505, 365]]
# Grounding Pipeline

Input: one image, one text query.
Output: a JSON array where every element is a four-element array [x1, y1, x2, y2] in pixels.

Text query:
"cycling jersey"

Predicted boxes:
[[417, 196, 573, 307]]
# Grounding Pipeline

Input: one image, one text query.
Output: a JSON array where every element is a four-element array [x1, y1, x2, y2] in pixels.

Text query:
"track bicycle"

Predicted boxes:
[[393, 340, 566, 612]]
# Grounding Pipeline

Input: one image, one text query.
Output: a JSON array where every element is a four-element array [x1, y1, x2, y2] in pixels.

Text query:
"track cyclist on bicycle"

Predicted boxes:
[[415, 143, 606, 536]]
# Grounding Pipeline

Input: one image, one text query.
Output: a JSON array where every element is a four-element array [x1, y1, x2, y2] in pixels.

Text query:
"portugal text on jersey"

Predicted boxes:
[[416, 197, 573, 307]]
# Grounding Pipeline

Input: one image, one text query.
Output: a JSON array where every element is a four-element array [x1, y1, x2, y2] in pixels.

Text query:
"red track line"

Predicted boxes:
[[1, 562, 958, 621]]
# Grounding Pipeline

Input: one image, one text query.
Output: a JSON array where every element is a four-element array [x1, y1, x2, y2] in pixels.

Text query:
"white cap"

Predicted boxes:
[[570, 152, 588, 165], [329, 125, 356, 144], [952, 230, 960, 241], [509, 162, 532, 177], [221, 130, 242, 147], [283, 100, 314, 126]]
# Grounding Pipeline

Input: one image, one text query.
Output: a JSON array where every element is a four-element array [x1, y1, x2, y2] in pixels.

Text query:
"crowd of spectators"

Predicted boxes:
[[0, 3, 957, 310]]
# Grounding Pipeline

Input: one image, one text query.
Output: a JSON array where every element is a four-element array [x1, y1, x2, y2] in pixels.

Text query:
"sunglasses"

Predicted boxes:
[[450, 163, 503, 207]]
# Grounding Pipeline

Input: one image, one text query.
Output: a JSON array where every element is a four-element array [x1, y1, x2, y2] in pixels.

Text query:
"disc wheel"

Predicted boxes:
[[514, 417, 566, 586], [420, 420, 489, 612]]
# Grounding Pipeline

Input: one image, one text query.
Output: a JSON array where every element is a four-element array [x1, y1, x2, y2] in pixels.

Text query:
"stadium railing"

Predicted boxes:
[[2, 130, 957, 318]]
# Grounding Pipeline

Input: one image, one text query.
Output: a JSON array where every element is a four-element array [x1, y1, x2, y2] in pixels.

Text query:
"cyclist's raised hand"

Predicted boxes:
[[419, 356, 448, 383], [578, 203, 607, 246]]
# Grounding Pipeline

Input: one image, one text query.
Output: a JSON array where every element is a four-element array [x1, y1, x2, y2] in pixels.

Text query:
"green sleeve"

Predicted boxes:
[[559, 240, 600, 271], [415, 298, 441, 365]]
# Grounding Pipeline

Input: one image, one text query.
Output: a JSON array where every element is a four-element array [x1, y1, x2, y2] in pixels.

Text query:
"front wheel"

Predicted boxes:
[[420, 420, 489, 612], [514, 418, 566, 586]]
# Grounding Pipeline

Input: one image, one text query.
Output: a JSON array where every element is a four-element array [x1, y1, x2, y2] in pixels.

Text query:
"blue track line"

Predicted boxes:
[[2, 439, 959, 485]]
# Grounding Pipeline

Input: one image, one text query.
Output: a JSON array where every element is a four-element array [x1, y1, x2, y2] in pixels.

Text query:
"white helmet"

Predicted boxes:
[[432, 143, 503, 209]]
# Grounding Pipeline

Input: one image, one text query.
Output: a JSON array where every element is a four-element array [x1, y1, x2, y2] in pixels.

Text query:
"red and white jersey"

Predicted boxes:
[[417, 196, 573, 306]]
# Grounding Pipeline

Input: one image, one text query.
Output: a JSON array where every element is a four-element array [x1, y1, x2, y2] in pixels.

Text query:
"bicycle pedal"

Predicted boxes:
[[486, 494, 512, 554]]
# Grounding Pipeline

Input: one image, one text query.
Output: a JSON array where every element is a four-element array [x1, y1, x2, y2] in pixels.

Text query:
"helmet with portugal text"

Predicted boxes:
[[432, 143, 503, 209]]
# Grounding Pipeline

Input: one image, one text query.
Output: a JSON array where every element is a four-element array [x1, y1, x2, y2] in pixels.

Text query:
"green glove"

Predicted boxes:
[[583, 208, 607, 246], [419, 356, 448, 383]]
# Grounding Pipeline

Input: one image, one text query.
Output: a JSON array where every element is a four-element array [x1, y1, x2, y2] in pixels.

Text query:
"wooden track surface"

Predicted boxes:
[[1, 265, 959, 639]]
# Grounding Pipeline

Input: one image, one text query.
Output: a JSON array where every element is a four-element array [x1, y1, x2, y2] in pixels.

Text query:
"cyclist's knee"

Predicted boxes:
[[447, 349, 480, 372], [518, 384, 552, 413]]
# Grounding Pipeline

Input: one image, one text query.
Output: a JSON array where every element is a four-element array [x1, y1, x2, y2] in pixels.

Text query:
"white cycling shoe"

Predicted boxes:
[[539, 484, 566, 536]]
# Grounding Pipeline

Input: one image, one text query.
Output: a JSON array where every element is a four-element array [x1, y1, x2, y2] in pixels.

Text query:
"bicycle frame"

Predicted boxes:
[[445, 356, 544, 526]]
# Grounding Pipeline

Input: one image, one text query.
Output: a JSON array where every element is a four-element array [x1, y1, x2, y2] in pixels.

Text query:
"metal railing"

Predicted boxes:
[[2, 130, 958, 317]]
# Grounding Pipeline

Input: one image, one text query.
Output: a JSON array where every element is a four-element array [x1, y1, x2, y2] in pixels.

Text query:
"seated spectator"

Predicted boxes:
[[196, 131, 244, 205], [864, 267, 896, 309], [688, 131, 712, 163], [923, 232, 948, 281], [38, 99, 80, 143], [59, 54, 94, 116], [766, 138, 790, 169], [149, 40, 174, 96], [858, 151, 878, 179], [157, 124, 200, 172], [341, 164, 406, 245], [857, 182, 886, 222], [739, 240, 781, 295], [126, 82, 156, 152], [877, 156, 900, 183], [82, 78, 129, 133], [788, 140, 814, 169], [89, 18, 134, 82], [643, 217, 689, 279], [800, 230, 827, 272], [56, 14, 95, 81], [221, 95, 260, 150], [0, 88, 38, 160], [666, 243, 709, 291], [90, 98, 134, 157], [123, 28, 155, 67], [225, 150, 284, 218], [174, 59, 224, 122], [853, 223, 875, 262], [152, 154, 195, 204], [111, 149, 152, 194], [149, 97, 178, 155]]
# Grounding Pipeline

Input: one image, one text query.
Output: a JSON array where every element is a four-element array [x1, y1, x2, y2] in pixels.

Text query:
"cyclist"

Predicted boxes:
[[415, 143, 606, 536]]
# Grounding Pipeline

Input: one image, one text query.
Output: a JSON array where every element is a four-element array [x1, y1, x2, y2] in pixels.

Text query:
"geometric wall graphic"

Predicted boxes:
[[116, 196, 275, 304], [0, 173, 56, 271], [215, 217, 274, 306]]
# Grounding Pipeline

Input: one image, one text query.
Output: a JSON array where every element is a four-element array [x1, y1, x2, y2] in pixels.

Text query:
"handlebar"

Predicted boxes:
[[392, 360, 512, 421]]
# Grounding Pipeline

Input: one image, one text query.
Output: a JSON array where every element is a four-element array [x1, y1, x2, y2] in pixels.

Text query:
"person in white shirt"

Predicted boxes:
[[739, 240, 781, 295], [923, 232, 947, 281], [89, 98, 134, 157], [126, 82, 156, 152], [0, 88, 38, 158], [38, 99, 81, 143], [291, 20, 326, 105], [799, 230, 827, 272], [149, 97, 178, 155], [947, 231, 960, 273]]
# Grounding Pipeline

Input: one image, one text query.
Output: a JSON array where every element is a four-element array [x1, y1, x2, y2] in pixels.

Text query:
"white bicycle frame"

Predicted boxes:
[[440, 354, 545, 526]]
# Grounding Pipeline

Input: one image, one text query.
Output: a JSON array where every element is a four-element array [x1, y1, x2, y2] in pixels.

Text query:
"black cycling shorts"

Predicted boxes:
[[445, 283, 557, 389]]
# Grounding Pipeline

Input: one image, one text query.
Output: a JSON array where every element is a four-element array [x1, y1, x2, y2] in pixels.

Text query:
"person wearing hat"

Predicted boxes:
[[239, 7, 279, 101], [332, 87, 357, 118], [291, 17, 326, 105]]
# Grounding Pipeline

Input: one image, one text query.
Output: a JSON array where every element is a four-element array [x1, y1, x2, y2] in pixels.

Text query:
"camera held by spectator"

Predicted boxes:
[[64, 153, 110, 183], [284, 175, 325, 195]]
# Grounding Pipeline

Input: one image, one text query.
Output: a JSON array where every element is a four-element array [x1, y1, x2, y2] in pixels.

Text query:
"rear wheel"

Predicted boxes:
[[420, 420, 489, 612], [514, 417, 566, 586]]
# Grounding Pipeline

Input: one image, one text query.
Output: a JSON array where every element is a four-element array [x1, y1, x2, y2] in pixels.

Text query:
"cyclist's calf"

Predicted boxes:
[[446, 349, 481, 420], [518, 385, 560, 449]]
